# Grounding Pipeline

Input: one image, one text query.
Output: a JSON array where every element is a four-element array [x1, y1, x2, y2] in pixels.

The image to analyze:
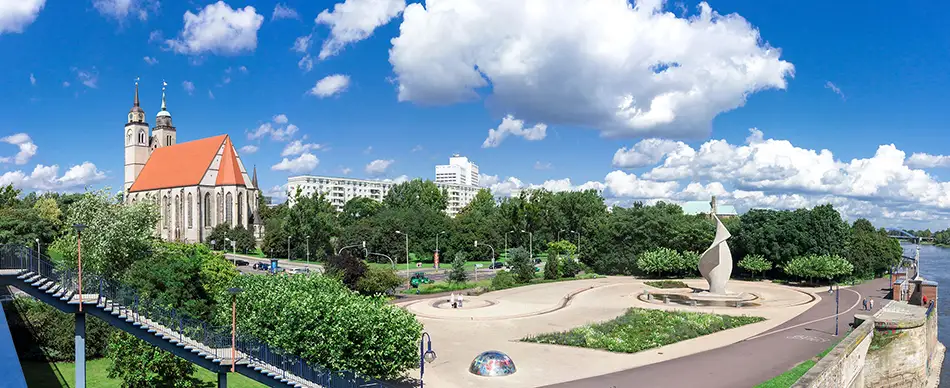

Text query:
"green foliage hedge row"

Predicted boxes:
[[4, 298, 112, 361]]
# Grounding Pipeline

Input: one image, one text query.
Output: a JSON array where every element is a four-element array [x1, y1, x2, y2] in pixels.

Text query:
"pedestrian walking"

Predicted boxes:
[[458, 293, 464, 308], [862, 298, 868, 311], [869, 298, 874, 310]]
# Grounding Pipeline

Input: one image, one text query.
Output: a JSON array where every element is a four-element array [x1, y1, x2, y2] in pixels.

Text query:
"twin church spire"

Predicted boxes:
[[128, 78, 173, 123]]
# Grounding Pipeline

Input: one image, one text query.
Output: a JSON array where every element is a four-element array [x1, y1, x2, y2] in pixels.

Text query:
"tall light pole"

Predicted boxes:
[[338, 242, 365, 256], [475, 240, 495, 270], [435, 231, 446, 270], [558, 229, 565, 241], [211, 239, 216, 251], [306, 235, 310, 263], [396, 231, 410, 287], [287, 236, 291, 260], [571, 230, 580, 259], [521, 229, 533, 260], [72, 223, 87, 388], [228, 287, 243, 372], [833, 283, 840, 336], [35, 238, 40, 257], [224, 238, 235, 265], [505, 230, 514, 260]]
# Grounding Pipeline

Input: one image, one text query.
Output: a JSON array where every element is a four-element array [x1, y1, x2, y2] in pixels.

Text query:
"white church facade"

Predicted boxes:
[[123, 82, 261, 243]]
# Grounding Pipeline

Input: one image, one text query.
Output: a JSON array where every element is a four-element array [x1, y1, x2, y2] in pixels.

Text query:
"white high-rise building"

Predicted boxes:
[[286, 176, 478, 217], [435, 154, 479, 186]]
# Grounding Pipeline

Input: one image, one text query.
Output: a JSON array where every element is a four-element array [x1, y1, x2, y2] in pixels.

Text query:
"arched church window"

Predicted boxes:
[[138, 130, 145, 144], [187, 193, 193, 229], [237, 192, 244, 227], [166, 135, 172, 146], [175, 195, 181, 234], [163, 195, 170, 229], [127, 130, 132, 145], [216, 193, 223, 224], [226, 192, 233, 226], [204, 193, 212, 227]]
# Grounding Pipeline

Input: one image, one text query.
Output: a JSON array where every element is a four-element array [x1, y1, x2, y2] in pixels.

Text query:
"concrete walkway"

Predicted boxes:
[[401, 277, 822, 388], [546, 278, 891, 388]]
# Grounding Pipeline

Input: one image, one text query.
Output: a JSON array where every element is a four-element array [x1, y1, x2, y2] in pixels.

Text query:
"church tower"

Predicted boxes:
[[152, 81, 176, 148], [124, 80, 150, 192]]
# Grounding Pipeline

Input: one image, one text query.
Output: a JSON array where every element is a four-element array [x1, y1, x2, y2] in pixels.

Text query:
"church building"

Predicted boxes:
[[123, 81, 261, 243]]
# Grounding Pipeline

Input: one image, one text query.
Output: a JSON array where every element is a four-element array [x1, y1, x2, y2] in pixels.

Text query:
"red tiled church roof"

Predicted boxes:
[[129, 134, 247, 192], [216, 137, 245, 186]]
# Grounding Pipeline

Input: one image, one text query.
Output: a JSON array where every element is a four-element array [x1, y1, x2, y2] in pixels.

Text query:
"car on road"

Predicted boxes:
[[288, 267, 310, 275], [234, 259, 250, 266], [253, 262, 270, 271], [488, 261, 506, 269]]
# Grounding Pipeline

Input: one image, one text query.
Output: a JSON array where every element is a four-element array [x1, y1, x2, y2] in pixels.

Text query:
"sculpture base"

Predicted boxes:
[[640, 290, 759, 308]]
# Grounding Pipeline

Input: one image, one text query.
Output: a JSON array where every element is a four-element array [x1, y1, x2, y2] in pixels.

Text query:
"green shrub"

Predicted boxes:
[[5, 298, 111, 361], [108, 331, 200, 387], [356, 267, 403, 295], [448, 252, 468, 283], [679, 251, 701, 275], [561, 257, 582, 278], [644, 280, 689, 289], [491, 271, 519, 290], [543, 251, 561, 280], [508, 247, 535, 283], [636, 248, 681, 277], [222, 274, 421, 379]]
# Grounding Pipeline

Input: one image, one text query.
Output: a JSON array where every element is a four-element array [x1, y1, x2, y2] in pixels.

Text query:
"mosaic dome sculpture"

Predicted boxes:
[[469, 351, 517, 376]]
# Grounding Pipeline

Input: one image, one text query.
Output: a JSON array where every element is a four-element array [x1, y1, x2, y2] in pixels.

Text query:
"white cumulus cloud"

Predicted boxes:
[[93, 0, 156, 21], [271, 153, 319, 174], [239, 145, 258, 154], [612, 138, 691, 168], [272, 3, 298, 20], [0, 133, 38, 165], [316, 0, 406, 59], [165, 1, 264, 56], [308, 74, 350, 98], [906, 153, 950, 169], [281, 140, 322, 156], [0, 0, 45, 34], [365, 159, 394, 176], [482, 115, 547, 148], [390, 0, 794, 138], [29, 73, 36, 86], [143, 56, 159, 65], [0, 162, 106, 192], [182, 81, 195, 95]]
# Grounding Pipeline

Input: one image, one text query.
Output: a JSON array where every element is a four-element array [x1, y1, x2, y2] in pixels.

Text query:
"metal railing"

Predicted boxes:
[[0, 244, 391, 388]]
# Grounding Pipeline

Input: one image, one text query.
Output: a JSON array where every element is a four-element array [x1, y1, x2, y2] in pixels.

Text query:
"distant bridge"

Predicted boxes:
[[885, 228, 933, 242]]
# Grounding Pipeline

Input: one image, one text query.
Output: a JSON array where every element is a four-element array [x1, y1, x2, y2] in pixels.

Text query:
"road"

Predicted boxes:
[[546, 278, 891, 388], [224, 252, 501, 281]]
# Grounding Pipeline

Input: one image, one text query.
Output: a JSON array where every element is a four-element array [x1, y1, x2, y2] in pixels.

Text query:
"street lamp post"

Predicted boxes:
[[834, 283, 840, 336], [474, 241, 494, 281], [571, 230, 580, 259], [396, 231, 409, 287], [435, 231, 446, 270], [558, 229, 564, 241], [337, 242, 365, 256], [368, 252, 396, 270], [505, 230, 514, 261], [228, 287, 243, 372], [287, 236, 291, 260], [225, 238, 235, 265], [306, 235, 310, 263], [521, 230, 533, 260], [72, 223, 87, 388], [35, 238, 40, 257], [419, 332, 437, 388], [211, 239, 216, 251]]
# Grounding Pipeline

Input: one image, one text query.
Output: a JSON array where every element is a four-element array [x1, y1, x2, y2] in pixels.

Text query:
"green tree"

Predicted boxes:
[[543, 251, 561, 280], [107, 332, 200, 388], [356, 266, 403, 295], [32, 197, 63, 231], [448, 252, 468, 283], [222, 274, 422, 379], [737, 254, 772, 279], [846, 219, 902, 279], [286, 192, 339, 260], [50, 190, 159, 279], [0, 184, 20, 208], [339, 197, 382, 227], [325, 253, 369, 290], [508, 247, 535, 283], [678, 251, 701, 276], [636, 247, 681, 278], [5, 298, 111, 361], [383, 179, 448, 212], [783, 254, 853, 284]]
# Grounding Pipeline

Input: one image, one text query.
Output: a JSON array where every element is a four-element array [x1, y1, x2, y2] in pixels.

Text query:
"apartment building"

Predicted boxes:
[[435, 154, 479, 186]]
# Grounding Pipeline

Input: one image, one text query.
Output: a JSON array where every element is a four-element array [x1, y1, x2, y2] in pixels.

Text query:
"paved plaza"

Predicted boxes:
[[397, 277, 822, 388]]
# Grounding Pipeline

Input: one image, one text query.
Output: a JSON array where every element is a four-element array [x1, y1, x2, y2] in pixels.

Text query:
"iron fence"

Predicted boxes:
[[0, 244, 392, 388]]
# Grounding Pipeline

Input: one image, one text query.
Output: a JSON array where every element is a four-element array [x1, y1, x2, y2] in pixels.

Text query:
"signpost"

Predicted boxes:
[[474, 263, 482, 282]]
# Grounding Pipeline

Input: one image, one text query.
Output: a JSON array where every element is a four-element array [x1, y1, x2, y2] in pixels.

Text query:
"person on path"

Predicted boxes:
[[458, 293, 463, 308], [869, 298, 874, 310], [862, 298, 868, 311]]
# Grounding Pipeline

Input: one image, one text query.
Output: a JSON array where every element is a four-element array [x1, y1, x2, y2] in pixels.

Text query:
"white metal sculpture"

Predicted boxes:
[[699, 214, 733, 294]]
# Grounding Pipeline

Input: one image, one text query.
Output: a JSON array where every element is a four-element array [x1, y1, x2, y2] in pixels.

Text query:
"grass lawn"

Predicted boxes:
[[21, 358, 265, 388], [754, 334, 845, 388], [644, 280, 690, 289], [523, 308, 764, 353]]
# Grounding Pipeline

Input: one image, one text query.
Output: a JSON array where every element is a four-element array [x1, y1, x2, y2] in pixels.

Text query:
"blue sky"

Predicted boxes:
[[2, 0, 950, 229]]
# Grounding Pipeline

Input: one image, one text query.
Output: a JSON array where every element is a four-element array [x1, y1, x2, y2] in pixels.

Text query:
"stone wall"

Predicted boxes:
[[795, 300, 941, 388], [793, 319, 874, 388]]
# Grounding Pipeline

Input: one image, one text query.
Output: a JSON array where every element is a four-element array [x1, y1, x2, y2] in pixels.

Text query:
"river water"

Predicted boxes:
[[904, 243, 950, 386]]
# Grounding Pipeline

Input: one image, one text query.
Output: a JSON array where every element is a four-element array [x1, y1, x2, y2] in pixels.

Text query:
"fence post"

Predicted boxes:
[[98, 279, 103, 306]]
